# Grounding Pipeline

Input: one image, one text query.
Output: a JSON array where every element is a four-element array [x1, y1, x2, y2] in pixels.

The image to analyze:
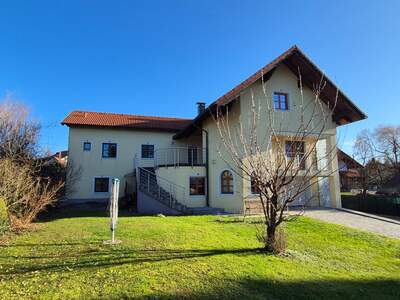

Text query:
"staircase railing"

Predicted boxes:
[[154, 147, 206, 168], [137, 167, 187, 211]]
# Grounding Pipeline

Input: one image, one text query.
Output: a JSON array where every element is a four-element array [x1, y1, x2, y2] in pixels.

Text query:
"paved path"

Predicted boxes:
[[303, 208, 400, 239]]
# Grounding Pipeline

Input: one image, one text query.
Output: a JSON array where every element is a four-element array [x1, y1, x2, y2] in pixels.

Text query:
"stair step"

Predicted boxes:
[[140, 167, 225, 215]]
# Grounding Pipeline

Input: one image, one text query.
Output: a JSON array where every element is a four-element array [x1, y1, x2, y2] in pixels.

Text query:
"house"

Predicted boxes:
[[62, 46, 366, 214], [337, 149, 363, 192], [42, 151, 69, 167]]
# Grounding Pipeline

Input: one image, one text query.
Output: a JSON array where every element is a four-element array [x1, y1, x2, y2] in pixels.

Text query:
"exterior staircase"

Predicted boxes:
[[138, 167, 224, 215]]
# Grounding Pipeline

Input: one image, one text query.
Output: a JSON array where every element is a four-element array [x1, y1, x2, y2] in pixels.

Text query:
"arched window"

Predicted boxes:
[[220, 170, 234, 194], [251, 176, 260, 194]]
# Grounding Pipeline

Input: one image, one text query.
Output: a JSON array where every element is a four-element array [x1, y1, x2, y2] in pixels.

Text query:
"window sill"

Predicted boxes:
[[219, 193, 235, 197], [246, 196, 261, 201]]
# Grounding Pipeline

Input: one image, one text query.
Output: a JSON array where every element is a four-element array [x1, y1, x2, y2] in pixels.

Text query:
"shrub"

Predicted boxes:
[[0, 197, 9, 235], [256, 225, 288, 254], [0, 98, 66, 231], [0, 159, 63, 230]]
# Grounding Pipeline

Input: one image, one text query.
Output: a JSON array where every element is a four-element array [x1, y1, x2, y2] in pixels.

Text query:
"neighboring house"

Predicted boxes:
[[337, 149, 363, 191], [62, 46, 366, 214], [41, 151, 69, 167]]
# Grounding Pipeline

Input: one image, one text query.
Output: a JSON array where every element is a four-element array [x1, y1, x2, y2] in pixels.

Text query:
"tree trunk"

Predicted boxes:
[[361, 187, 367, 201], [265, 224, 276, 253]]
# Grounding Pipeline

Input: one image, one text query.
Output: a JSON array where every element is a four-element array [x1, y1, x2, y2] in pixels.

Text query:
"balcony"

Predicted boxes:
[[154, 147, 206, 168]]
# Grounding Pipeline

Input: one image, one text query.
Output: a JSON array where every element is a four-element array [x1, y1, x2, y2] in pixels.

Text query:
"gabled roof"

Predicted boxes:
[[53, 150, 68, 159], [174, 45, 367, 139], [338, 149, 364, 169], [62, 111, 192, 132]]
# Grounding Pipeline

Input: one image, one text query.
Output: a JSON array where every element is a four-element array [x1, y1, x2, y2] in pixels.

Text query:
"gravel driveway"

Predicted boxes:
[[303, 208, 400, 239]]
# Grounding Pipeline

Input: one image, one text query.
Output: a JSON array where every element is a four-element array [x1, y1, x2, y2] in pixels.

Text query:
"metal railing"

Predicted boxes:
[[274, 152, 331, 173], [154, 147, 206, 168], [137, 167, 187, 210]]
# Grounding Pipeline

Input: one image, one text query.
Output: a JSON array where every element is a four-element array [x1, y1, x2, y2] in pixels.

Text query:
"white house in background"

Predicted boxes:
[[62, 46, 366, 214]]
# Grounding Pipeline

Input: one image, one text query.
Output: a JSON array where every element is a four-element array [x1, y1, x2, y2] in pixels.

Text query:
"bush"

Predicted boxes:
[[0, 99, 66, 231], [0, 197, 9, 235], [0, 159, 63, 230], [256, 225, 288, 254]]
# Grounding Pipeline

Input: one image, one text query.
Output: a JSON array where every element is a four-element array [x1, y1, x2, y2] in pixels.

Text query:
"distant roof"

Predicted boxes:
[[174, 45, 367, 139], [338, 149, 363, 169], [53, 150, 68, 159], [61, 111, 192, 132]]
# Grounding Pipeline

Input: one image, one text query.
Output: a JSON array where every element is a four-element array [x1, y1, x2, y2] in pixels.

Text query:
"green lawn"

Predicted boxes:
[[0, 209, 399, 299]]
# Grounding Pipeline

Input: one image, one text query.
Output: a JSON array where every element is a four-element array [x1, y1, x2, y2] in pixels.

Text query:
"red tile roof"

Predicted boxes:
[[62, 111, 192, 132]]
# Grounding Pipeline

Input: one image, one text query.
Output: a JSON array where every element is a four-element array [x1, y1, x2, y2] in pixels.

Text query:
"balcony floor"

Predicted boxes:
[[156, 163, 206, 168]]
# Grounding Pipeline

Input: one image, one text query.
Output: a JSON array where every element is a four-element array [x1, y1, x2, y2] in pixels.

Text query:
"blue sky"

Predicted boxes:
[[0, 1, 399, 155]]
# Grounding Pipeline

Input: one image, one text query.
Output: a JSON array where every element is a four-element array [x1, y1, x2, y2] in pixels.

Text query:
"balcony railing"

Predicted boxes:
[[155, 147, 206, 168], [274, 151, 331, 174]]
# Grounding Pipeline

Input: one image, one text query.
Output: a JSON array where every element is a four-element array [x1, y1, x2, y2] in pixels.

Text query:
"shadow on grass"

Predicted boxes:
[[37, 204, 136, 222], [214, 216, 265, 224], [0, 247, 261, 276], [125, 278, 400, 300], [0, 241, 104, 248], [214, 218, 246, 224]]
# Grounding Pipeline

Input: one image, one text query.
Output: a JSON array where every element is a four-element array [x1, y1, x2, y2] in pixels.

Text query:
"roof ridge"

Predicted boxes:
[[213, 45, 299, 106], [71, 110, 192, 121], [173, 45, 366, 139]]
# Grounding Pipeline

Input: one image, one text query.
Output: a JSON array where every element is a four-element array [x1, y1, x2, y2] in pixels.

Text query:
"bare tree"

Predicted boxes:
[[373, 126, 400, 175], [0, 96, 40, 161], [0, 96, 65, 230], [353, 126, 400, 195], [213, 73, 339, 253], [353, 130, 385, 198]]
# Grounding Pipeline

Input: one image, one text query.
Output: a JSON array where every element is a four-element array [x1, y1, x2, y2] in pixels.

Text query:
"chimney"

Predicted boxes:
[[196, 102, 206, 115]]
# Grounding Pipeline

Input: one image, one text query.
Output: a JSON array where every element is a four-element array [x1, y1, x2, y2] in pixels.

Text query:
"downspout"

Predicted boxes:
[[204, 128, 210, 207], [195, 125, 210, 207]]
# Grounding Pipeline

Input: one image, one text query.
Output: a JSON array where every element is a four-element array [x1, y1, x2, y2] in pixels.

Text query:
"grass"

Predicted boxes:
[[0, 209, 399, 299], [0, 198, 9, 235]]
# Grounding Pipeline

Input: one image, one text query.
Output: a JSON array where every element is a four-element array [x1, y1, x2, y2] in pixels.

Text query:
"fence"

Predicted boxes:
[[341, 194, 400, 217]]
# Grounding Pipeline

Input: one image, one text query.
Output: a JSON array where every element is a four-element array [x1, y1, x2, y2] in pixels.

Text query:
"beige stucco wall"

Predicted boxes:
[[202, 64, 341, 212], [66, 64, 342, 211], [155, 166, 206, 207], [66, 126, 176, 201], [202, 101, 245, 214]]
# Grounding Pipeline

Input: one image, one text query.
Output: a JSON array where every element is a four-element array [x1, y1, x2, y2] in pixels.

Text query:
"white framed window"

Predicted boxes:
[[189, 176, 205, 195], [83, 142, 91, 151], [220, 170, 234, 194], [141, 144, 154, 159], [94, 177, 110, 193], [102, 143, 117, 158], [250, 175, 260, 195], [285, 141, 305, 170], [273, 92, 289, 110]]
